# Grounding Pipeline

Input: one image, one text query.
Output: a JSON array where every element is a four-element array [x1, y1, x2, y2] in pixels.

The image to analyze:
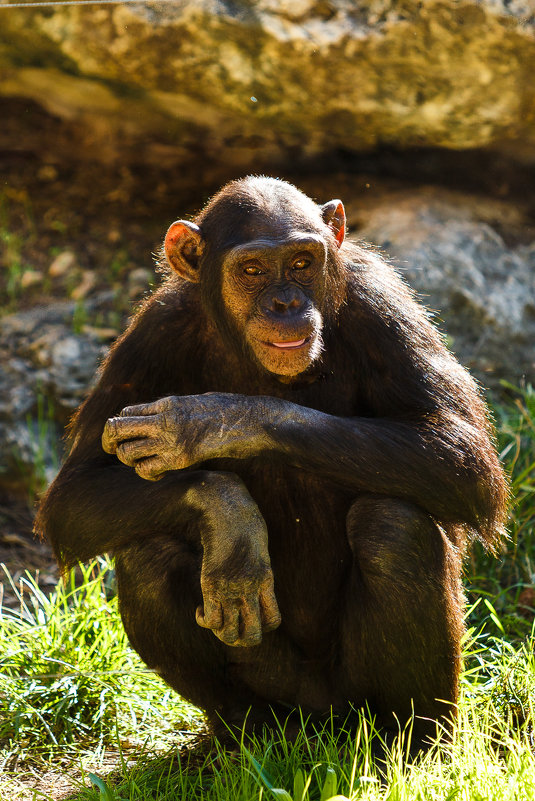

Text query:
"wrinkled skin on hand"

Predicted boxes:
[[196, 550, 281, 647], [102, 393, 269, 480], [191, 473, 281, 647]]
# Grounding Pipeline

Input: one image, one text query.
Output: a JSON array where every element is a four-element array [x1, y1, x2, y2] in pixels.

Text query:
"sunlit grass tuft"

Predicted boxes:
[[73, 685, 535, 801], [1, 570, 535, 801], [466, 383, 535, 638], [0, 558, 196, 759]]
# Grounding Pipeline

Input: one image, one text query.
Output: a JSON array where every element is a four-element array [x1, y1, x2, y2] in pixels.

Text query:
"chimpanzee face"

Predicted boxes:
[[163, 177, 345, 379], [219, 231, 327, 377]]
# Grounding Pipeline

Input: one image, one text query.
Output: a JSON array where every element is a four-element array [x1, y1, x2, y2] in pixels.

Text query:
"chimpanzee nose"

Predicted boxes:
[[269, 288, 302, 314]]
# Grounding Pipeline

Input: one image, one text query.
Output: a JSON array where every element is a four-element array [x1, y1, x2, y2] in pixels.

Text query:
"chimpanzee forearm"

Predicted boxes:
[[35, 460, 280, 645], [258, 400, 499, 533]]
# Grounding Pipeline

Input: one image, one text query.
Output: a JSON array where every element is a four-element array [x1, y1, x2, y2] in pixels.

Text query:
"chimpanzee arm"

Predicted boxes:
[[103, 391, 505, 545], [35, 451, 280, 646], [261, 402, 504, 542]]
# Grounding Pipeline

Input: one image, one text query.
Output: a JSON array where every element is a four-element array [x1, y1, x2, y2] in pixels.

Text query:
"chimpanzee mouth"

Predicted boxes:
[[269, 337, 311, 350]]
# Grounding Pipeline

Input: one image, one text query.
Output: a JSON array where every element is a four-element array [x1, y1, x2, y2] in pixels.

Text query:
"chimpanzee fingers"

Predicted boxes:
[[134, 456, 166, 481], [115, 437, 160, 466], [101, 419, 118, 454], [218, 596, 264, 647], [102, 415, 159, 454], [196, 580, 273, 646], [236, 597, 263, 646], [196, 599, 223, 632], [121, 397, 175, 417], [212, 605, 241, 646], [259, 586, 282, 632]]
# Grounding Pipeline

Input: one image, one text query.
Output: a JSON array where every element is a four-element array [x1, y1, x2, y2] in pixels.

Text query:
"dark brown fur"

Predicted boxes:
[[35, 177, 508, 741]]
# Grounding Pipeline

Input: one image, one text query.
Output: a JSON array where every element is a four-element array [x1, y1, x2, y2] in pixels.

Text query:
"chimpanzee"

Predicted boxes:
[[35, 176, 507, 741]]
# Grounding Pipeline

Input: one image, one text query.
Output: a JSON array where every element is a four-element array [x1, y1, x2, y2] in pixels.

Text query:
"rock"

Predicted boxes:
[[24, 324, 104, 411], [70, 270, 97, 300], [49, 250, 78, 278], [0, 418, 61, 497], [0, 358, 61, 495], [107, 229, 121, 244], [1, 1, 534, 166], [37, 164, 59, 182], [0, 298, 111, 494], [0, 360, 36, 421], [20, 270, 43, 290], [128, 267, 154, 299], [351, 186, 535, 386], [81, 325, 119, 341], [49, 334, 102, 409]]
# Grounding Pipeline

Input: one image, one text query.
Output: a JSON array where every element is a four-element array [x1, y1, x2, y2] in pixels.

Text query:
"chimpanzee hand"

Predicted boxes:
[[196, 565, 280, 647], [192, 472, 281, 647], [102, 393, 270, 480]]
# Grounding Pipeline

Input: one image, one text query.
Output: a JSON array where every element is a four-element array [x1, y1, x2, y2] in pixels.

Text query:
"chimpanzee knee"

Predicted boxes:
[[346, 494, 459, 593]]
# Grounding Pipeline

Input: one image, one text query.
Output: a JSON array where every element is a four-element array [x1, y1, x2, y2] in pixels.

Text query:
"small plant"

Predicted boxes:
[[72, 299, 89, 334], [1, 229, 25, 305], [244, 748, 348, 801], [24, 392, 60, 502], [109, 248, 130, 281], [0, 190, 35, 307], [88, 773, 127, 801]]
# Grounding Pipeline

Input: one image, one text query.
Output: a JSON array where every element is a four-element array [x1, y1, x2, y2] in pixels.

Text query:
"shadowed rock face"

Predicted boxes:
[[1, 0, 535, 165]]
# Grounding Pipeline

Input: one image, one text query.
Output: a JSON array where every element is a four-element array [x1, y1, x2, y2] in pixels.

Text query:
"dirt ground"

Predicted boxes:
[[0, 499, 57, 608]]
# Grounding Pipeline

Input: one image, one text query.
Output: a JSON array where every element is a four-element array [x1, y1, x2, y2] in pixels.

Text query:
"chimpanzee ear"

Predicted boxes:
[[321, 200, 346, 248], [164, 220, 204, 283]]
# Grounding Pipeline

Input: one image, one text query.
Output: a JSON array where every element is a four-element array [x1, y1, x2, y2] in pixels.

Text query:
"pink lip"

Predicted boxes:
[[270, 338, 308, 349]]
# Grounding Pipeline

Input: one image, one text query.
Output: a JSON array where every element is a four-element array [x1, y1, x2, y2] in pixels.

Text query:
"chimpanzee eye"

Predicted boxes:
[[243, 263, 264, 276], [292, 257, 312, 270]]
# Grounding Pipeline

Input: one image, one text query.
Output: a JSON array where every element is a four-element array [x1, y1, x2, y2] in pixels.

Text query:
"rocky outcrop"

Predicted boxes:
[[0, 299, 111, 494], [349, 186, 535, 384], [1, 0, 535, 165]]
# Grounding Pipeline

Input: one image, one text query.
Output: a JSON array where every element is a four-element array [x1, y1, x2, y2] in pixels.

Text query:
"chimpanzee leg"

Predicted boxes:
[[115, 533, 225, 715], [337, 495, 464, 739]]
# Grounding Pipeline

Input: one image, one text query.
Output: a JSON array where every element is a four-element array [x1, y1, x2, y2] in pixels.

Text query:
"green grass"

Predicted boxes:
[[465, 383, 535, 640], [0, 386, 533, 800], [0, 190, 36, 308], [0, 560, 196, 758]]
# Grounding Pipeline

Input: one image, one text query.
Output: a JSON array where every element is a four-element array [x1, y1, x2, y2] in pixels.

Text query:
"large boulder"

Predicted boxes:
[[347, 185, 535, 385], [1, 0, 535, 165]]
